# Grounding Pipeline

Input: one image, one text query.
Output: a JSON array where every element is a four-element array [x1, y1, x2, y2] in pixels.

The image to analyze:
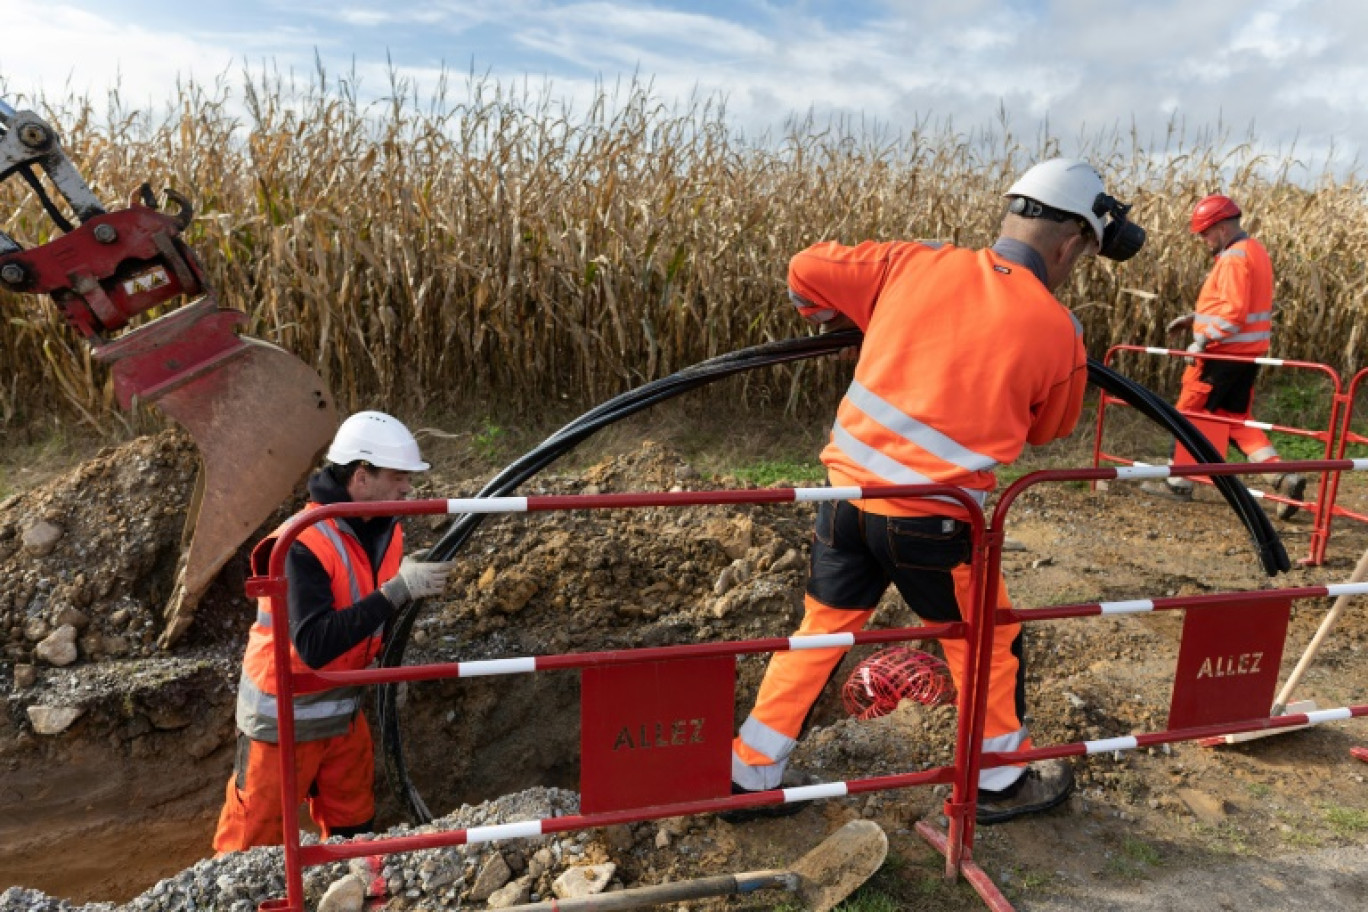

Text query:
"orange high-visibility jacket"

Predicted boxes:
[[1192, 234, 1274, 356], [235, 511, 402, 743], [789, 240, 1087, 518]]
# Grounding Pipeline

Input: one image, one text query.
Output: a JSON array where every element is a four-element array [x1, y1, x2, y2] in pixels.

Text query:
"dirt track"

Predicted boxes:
[[3, 432, 1368, 909]]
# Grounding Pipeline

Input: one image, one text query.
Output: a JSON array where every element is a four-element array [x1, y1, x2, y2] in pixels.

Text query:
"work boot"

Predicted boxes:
[[717, 781, 807, 824], [1138, 480, 1193, 502], [1273, 473, 1308, 521], [975, 759, 1075, 825]]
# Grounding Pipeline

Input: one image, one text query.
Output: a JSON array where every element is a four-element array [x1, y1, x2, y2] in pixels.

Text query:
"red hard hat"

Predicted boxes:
[[1190, 194, 1241, 234]]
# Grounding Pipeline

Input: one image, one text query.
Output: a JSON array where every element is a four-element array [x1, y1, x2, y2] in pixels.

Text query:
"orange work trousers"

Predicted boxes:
[[213, 714, 375, 854], [732, 502, 1027, 792]]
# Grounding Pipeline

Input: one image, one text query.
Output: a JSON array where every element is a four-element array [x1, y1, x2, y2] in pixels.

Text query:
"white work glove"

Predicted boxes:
[[1183, 338, 1207, 366], [381, 556, 455, 608]]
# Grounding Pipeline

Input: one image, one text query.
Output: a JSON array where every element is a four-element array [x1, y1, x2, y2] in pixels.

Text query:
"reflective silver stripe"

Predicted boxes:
[[845, 381, 999, 473], [235, 670, 362, 742], [979, 726, 1028, 791], [255, 609, 272, 629], [1069, 311, 1083, 335], [829, 423, 989, 506], [315, 523, 363, 605], [1247, 310, 1273, 322], [1219, 247, 1247, 259], [732, 752, 786, 790], [738, 714, 797, 763], [1195, 315, 1240, 335], [789, 288, 835, 324], [1222, 330, 1271, 344]]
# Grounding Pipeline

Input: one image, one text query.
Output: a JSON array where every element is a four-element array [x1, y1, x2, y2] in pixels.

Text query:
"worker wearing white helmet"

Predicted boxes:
[[214, 411, 453, 853], [726, 158, 1144, 827]]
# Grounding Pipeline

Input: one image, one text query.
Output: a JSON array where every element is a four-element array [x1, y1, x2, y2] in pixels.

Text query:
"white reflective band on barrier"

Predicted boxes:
[[1306, 708, 1353, 724], [446, 497, 528, 514], [466, 821, 544, 844], [459, 657, 538, 676], [1326, 583, 1368, 598], [1254, 357, 1284, 366], [1355, 460, 1368, 472], [796, 486, 862, 502], [1144, 347, 1169, 355], [784, 782, 848, 802], [789, 633, 856, 650], [1248, 489, 1267, 499], [1245, 420, 1274, 430], [1086, 736, 1139, 754], [1115, 466, 1170, 479], [1099, 599, 1155, 615]]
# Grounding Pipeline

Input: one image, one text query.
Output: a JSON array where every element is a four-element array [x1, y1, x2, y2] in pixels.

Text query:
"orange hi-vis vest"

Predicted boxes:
[[235, 510, 402, 743], [1192, 234, 1274, 356], [789, 240, 1087, 519]]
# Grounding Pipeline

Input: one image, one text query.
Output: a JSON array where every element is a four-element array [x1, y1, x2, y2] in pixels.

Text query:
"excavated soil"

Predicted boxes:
[[3, 429, 1368, 910]]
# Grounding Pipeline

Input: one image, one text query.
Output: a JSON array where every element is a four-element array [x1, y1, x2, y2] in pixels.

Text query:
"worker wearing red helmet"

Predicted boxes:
[[1146, 195, 1307, 517], [724, 159, 1145, 826], [213, 412, 455, 853]]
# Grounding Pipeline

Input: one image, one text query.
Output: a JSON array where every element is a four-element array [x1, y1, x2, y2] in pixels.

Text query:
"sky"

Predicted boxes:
[[3, 0, 1368, 176]]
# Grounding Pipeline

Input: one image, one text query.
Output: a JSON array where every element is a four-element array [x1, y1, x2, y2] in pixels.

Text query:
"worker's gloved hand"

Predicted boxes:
[[1183, 338, 1207, 366], [1166, 314, 1194, 336], [380, 556, 455, 608]]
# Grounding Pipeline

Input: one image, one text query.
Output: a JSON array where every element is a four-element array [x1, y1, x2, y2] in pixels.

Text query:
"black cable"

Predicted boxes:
[[378, 330, 1288, 822]]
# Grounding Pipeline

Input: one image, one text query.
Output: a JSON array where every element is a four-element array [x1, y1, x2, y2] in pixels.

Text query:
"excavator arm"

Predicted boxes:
[[0, 98, 338, 646]]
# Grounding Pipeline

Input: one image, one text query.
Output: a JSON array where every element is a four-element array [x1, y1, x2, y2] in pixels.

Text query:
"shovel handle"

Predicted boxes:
[[497, 870, 795, 911], [1270, 543, 1368, 715]]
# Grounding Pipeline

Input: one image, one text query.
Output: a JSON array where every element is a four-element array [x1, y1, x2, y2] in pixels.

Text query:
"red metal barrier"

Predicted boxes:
[[1319, 367, 1368, 546], [250, 483, 997, 912], [1093, 344, 1344, 564], [972, 459, 1368, 908]]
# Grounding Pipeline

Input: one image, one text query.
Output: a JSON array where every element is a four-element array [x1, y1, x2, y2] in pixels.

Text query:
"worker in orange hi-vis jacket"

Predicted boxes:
[[722, 159, 1147, 827], [1143, 194, 1307, 519]]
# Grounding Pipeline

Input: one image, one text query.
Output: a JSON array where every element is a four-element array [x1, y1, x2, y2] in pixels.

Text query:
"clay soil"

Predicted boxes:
[[3, 424, 1368, 910]]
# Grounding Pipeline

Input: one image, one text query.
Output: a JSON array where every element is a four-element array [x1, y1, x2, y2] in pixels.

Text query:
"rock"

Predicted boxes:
[[1176, 788, 1230, 826], [27, 704, 84, 734], [23, 617, 49, 643], [486, 875, 533, 908], [528, 848, 553, 880], [771, 548, 804, 573], [1002, 536, 1029, 552], [35, 624, 78, 666], [478, 565, 498, 590], [469, 851, 512, 901], [12, 664, 36, 689], [21, 521, 63, 556], [553, 863, 616, 899], [654, 828, 671, 848], [52, 606, 89, 629], [316, 873, 367, 912]]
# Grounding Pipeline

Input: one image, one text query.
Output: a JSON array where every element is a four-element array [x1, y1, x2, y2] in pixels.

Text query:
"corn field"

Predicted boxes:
[[2, 70, 1366, 437]]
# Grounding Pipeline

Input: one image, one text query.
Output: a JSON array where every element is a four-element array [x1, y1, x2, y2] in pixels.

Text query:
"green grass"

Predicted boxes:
[[1102, 836, 1163, 880], [731, 458, 826, 487], [1322, 805, 1368, 836]]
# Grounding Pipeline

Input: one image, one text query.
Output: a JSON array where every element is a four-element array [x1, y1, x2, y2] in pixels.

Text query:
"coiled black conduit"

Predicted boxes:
[[378, 329, 1288, 822]]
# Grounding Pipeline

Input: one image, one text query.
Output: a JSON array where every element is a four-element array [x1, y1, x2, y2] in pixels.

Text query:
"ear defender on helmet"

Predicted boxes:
[[1093, 193, 1146, 262]]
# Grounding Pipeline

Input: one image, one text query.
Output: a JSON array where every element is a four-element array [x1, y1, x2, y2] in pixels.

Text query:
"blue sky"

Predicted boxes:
[[3, 1, 1367, 174]]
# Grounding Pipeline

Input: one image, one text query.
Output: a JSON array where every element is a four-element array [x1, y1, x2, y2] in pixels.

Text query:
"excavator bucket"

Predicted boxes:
[[1, 100, 338, 647], [151, 337, 336, 646], [88, 297, 337, 646]]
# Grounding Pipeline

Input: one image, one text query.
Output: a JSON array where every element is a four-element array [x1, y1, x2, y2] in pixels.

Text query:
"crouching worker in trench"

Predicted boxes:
[[724, 159, 1146, 826], [214, 411, 454, 853]]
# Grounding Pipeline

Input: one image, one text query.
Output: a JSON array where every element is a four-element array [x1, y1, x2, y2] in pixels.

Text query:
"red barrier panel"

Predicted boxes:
[[1319, 366, 1368, 543], [250, 483, 996, 912], [1093, 344, 1343, 564]]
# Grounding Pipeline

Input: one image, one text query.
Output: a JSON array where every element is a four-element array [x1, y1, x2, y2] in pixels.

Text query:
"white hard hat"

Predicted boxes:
[[1004, 158, 1108, 243], [326, 411, 429, 472]]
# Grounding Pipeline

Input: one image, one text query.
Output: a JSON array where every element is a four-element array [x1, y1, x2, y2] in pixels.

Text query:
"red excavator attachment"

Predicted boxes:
[[1, 99, 337, 646]]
